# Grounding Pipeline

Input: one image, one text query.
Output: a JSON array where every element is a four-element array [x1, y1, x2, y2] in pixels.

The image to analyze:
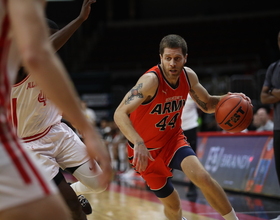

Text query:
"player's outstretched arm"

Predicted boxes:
[[50, 0, 96, 51], [186, 67, 252, 113], [186, 67, 220, 113]]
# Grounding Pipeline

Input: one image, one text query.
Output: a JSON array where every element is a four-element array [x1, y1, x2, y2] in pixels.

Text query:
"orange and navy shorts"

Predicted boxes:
[[127, 135, 196, 198]]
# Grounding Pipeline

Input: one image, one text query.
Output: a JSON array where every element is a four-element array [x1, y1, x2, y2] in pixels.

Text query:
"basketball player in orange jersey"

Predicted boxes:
[[0, 1, 111, 220], [10, 1, 111, 219], [114, 34, 252, 220]]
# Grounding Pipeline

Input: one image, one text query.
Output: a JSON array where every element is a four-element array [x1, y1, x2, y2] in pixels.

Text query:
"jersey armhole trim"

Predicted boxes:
[[142, 71, 158, 105]]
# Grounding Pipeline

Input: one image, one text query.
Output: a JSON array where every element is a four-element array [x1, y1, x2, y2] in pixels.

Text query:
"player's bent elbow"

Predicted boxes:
[[113, 111, 123, 127]]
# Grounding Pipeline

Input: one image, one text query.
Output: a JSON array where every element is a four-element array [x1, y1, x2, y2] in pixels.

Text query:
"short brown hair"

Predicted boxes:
[[159, 34, 188, 56]]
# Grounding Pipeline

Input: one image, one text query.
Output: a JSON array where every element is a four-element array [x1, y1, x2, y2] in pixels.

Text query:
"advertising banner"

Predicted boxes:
[[172, 131, 280, 198]]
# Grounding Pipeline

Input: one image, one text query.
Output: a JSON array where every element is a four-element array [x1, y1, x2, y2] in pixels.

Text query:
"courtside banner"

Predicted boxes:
[[172, 131, 280, 198], [197, 131, 280, 198]]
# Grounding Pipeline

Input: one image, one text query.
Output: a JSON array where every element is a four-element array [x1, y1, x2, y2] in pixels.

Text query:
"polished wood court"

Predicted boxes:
[[84, 178, 280, 220], [86, 182, 216, 220]]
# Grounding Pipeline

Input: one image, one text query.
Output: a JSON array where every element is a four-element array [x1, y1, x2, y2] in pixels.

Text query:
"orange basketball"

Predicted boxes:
[[215, 94, 253, 132]]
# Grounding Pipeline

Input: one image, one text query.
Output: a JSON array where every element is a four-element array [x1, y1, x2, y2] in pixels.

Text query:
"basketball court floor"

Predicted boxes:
[[84, 173, 280, 220]]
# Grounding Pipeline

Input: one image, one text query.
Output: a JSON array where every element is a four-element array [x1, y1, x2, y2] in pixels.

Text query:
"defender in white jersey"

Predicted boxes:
[[11, 1, 109, 219], [1, 0, 112, 220], [12, 74, 62, 139]]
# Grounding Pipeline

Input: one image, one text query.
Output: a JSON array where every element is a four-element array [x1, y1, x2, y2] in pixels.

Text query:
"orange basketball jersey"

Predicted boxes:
[[129, 65, 191, 151]]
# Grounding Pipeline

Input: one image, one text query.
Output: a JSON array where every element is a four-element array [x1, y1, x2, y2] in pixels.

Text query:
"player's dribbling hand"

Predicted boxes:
[[227, 92, 253, 107]]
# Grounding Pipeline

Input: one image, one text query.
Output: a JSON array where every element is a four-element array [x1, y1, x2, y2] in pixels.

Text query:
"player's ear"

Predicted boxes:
[[159, 54, 163, 63], [184, 54, 188, 63]]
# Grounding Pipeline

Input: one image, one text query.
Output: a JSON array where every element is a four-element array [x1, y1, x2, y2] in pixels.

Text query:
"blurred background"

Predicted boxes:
[[46, 0, 280, 128]]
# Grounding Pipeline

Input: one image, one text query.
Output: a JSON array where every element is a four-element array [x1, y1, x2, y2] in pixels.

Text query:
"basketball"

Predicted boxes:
[[215, 94, 253, 132]]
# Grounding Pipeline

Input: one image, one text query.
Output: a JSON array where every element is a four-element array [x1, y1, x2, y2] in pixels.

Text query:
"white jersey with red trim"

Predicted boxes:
[[11, 74, 62, 139]]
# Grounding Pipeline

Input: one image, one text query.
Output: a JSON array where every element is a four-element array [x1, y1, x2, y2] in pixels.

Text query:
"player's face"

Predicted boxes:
[[160, 47, 187, 82]]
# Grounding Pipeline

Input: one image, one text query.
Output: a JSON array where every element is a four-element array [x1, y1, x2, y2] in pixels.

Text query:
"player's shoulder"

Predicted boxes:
[[183, 66, 198, 80], [140, 71, 159, 85], [136, 72, 159, 97], [183, 66, 195, 74]]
